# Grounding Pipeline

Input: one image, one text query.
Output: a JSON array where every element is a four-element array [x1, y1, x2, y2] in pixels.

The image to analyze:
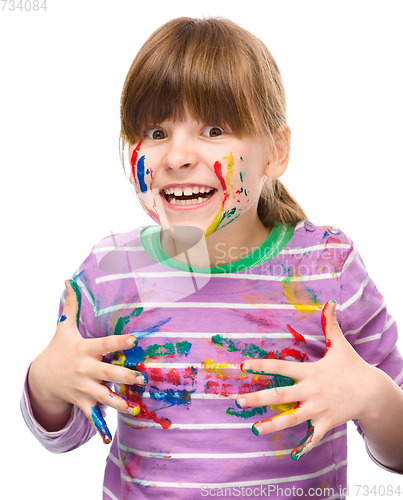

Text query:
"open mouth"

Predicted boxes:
[[162, 185, 216, 206]]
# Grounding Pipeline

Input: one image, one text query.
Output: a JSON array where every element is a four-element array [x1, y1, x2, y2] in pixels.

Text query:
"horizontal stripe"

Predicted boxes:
[[344, 301, 386, 337], [120, 459, 348, 488], [141, 391, 237, 399], [95, 270, 341, 284], [279, 243, 350, 255], [340, 272, 371, 312], [132, 331, 324, 341], [118, 416, 253, 429], [98, 301, 323, 316], [118, 429, 346, 459], [354, 333, 383, 345], [119, 445, 292, 459], [92, 246, 144, 253]]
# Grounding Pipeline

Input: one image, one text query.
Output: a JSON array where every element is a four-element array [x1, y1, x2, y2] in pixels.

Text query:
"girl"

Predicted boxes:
[[22, 17, 403, 499]]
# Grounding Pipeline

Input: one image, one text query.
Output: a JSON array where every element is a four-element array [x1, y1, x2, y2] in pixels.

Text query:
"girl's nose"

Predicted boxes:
[[162, 140, 198, 172]]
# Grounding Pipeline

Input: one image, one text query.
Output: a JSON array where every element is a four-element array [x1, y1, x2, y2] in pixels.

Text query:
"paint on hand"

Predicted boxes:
[[69, 279, 81, 329], [60, 314, 67, 322], [251, 403, 300, 436], [91, 404, 112, 444], [321, 300, 334, 356], [291, 419, 315, 461]]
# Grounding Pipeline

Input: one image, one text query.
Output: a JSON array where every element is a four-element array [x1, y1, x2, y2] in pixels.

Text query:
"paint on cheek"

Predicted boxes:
[[130, 142, 141, 184], [91, 404, 112, 444], [136, 155, 148, 193]]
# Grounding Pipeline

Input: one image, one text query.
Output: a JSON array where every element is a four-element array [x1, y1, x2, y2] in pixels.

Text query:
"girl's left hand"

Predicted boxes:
[[236, 300, 380, 460]]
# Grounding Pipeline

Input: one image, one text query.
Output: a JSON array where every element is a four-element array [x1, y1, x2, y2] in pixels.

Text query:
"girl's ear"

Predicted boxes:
[[264, 124, 291, 179]]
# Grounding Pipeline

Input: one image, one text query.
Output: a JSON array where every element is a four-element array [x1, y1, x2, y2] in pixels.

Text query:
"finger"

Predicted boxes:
[[236, 382, 300, 409], [241, 359, 301, 381], [98, 361, 148, 386], [251, 401, 303, 436], [100, 385, 141, 417], [86, 333, 138, 357], [290, 419, 315, 461], [60, 279, 81, 328], [90, 403, 113, 444], [321, 300, 345, 357]]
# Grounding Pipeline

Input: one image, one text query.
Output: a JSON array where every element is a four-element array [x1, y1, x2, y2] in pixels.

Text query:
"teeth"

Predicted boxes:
[[164, 185, 213, 196]]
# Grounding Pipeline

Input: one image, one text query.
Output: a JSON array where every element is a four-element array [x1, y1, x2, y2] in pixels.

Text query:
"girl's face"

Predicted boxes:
[[128, 111, 276, 239]]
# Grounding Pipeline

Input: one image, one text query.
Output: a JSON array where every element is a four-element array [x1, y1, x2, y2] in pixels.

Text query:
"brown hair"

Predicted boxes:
[[120, 17, 306, 228]]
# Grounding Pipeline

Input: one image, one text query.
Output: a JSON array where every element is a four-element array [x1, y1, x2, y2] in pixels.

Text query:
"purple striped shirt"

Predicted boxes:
[[21, 221, 403, 499]]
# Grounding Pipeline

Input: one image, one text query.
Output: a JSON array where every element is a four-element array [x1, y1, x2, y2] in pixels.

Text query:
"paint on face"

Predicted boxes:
[[91, 404, 112, 444], [130, 141, 141, 185], [136, 155, 148, 193], [205, 154, 240, 237], [291, 419, 315, 461]]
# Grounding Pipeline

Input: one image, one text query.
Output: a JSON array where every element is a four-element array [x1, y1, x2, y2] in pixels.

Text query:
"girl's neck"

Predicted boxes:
[[160, 212, 270, 268]]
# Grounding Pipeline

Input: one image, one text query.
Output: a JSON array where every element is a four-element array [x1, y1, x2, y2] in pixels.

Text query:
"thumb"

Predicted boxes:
[[320, 300, 343, 358], [60, 279, 82, 329]]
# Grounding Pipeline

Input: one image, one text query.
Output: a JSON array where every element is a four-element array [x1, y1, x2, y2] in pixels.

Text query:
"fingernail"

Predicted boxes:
[[129, 405, 141, 417], [236, 398, 247, 409], [252, 424, 262, 436], [141, 373, 148, 385], [240, 362, 251, 372]]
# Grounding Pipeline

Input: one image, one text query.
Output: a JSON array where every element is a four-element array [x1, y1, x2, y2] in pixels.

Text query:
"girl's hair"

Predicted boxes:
[[120, 17, 306, 228]]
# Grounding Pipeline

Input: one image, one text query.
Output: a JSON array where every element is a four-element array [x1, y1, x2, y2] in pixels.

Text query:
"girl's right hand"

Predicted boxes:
[[28, 279, 145, 444]]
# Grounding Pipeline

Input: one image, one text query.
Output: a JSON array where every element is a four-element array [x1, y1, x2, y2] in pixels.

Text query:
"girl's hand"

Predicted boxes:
[[28, 279, 146, 444], [236, 300, 380, 460]]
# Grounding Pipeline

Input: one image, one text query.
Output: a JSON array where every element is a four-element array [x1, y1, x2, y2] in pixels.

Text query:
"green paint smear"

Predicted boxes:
[[114, 307, 144, 335], [226, 406, 269, 419], [176, 340, 192, 356], [69, 279, 81, 329]]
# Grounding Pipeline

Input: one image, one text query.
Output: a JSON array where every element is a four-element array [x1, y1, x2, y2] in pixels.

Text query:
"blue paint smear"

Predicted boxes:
[[149, 387, 195, 406], [60, 315, 67, 322], [137, 155, 148, 193], [91, 404, 112, 444]]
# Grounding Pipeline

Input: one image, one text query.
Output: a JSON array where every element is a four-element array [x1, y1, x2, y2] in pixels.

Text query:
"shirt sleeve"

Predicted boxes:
[[339, 239, 403, 472], [20, 248, 108, 453]]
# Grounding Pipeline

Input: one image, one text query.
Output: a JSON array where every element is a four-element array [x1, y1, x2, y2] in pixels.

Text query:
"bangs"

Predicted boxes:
[[120, 18, 272, 145]]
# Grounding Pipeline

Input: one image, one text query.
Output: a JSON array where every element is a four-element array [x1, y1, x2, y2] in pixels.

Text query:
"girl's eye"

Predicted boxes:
[[202, 126, 224, 138], [147, 128, 167, 140]]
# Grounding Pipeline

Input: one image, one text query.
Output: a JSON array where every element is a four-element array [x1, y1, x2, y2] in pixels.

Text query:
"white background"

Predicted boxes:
[[1, 0, 402, 498]]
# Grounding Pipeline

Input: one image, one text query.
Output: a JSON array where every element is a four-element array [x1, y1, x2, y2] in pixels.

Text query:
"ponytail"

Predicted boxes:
[[257, 178, 307, 229]]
